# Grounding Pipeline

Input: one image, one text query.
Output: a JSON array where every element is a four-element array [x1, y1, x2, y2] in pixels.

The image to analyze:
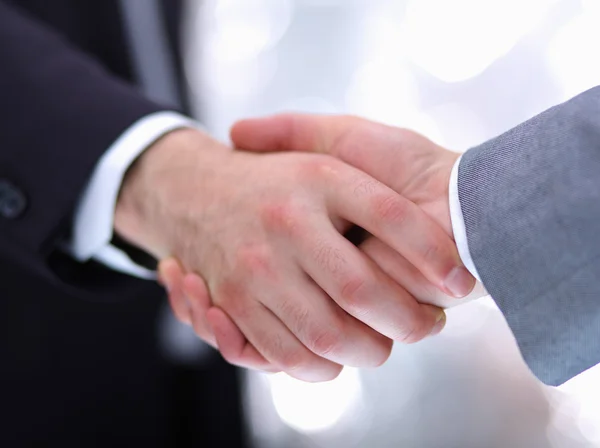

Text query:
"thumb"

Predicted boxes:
[[230, 113, 357, 155]]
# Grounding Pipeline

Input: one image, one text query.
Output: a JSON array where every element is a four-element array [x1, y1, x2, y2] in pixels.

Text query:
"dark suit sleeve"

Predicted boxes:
[[0, 1, 169, 298], [457, 86, 600, 386]]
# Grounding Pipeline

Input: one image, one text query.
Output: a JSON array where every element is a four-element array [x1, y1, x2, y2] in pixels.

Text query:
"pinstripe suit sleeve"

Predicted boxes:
[[457, 86, 600, 385]]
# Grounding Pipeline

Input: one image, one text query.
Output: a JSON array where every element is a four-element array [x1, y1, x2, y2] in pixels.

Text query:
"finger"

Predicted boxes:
[[232, 113, 455, 232], [218, 292, 343, 382], [234, 114, 474, 296], [206, 307, 280, 373], [361, 237, 490, 309], [232, 113, 434, 168], [295, 219, 446, 343], [231, 113, 343, 154], [322, 162, 474, 298], [178, 266, 335, 375], [360, 237, 447, 305], [182, 273, 218, 348], [262, 272, 393, 367], [158, 258, 192, 325], [159, 262, 219, 348], [185, 273, 281, 372]]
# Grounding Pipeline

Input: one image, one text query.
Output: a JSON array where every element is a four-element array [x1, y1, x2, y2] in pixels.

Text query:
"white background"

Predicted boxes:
[[183, 1, 600, 446]]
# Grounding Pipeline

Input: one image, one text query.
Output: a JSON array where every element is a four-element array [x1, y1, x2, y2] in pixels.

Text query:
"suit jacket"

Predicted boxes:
[[458, 86, 600, 386], [0, 1, 245, 446]]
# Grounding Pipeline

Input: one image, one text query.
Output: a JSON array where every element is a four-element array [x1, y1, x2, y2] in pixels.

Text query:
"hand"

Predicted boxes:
[[231, 114, 457, 237], [116, 127, 473, 381], [231, 114, 485, 309], [161, 117, 481, 375]]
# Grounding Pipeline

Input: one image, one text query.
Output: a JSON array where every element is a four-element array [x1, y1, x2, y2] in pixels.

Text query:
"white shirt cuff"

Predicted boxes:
[[69, 111, 203, 279], [449, 154, 482, 282]]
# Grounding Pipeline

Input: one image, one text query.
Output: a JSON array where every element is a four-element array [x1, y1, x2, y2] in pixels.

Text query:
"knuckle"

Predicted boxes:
[[214, 279, 240, 302], [215, 281, 248, 316], [396, 324, 418, 344], [396, 319, 431, 344], [277, 347, 308, 372], [259, 201, 302, 236], [418, 280, 441, 301], [281, 300, 310, 333], [422, 242, 442, 264], [313, 240, 346, 275], [254, 331, 300, 372], [298, 155, 340, 181], [306, 326, 343, 357], [233, 245, 275, 278], [352, 176, 380, 196], [277, 299, 344, 359], [372, 194, 408, 225], [339, 273, 371, 312], [333, 126, 363, 160]]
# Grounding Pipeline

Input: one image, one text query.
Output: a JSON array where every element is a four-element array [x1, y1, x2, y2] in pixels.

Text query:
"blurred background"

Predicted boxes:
[[178, 0, 600, 446]]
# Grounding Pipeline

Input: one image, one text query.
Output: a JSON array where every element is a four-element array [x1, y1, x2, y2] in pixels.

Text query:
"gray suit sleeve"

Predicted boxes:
[[458, 86, 600, 386]]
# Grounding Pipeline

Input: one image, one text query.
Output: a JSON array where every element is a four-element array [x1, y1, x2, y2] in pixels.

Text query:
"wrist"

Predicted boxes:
[[436, 151, 460, 236], [114, 127, 220, 258], [417, 150, 459, 238]]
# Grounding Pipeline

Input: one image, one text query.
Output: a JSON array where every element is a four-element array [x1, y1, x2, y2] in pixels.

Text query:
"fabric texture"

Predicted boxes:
[[458, 86, 600, 386]]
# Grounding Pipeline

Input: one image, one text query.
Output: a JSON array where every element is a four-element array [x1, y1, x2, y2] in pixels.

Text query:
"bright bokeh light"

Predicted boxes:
[[359, 2, 405, 63], [186, 0, 286, 102], [558, 365, 600, 443], [345, 59, 421, 124], [345, 59, 445, 144], [547, 5, 600, 100], [278, 96, 339, 114], [425, 102, 488, 151], [582, 0, 600, 15], [203, 52, 279, 98], [400, 111, 445, 147], [296, 0, 347, 6], [402, 0, 557, 83], [205, 0, 293, 63], [269, 368, 362, 433]]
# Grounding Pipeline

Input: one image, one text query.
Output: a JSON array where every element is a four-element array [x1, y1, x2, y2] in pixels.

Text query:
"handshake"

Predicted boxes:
[[114, 113, 480, 382]]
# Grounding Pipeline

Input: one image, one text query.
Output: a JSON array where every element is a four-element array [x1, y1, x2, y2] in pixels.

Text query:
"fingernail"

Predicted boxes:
[[444, 266, 475, 298], [429, 311, 446, 336]]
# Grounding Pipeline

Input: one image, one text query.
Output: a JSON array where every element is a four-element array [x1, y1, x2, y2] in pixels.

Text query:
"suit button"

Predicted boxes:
[[0, 179, 27, 219]]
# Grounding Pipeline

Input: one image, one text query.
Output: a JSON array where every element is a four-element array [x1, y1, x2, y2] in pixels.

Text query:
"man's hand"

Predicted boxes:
[[115, 127, 473, 381], [231, 114, 479, 306], [231, 114, 457, 236]]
